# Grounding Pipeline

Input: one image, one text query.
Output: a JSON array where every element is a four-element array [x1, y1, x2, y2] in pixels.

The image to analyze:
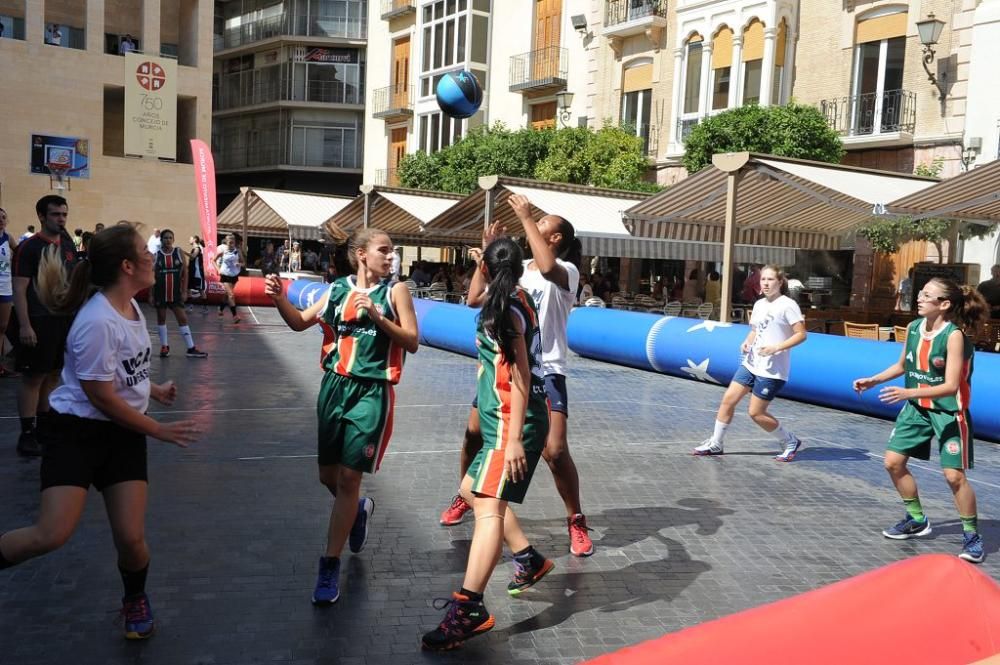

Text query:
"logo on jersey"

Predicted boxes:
[[761, 387, 770, 396], [121, 347, 151, 387], [945, 440, 961, 455], [906, 351, 914, 363], [932, 356, 945, 369]]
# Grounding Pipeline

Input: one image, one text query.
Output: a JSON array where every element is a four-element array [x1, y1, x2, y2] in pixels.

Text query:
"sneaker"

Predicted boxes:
[[421, 592, 495, 651], [232, 316, 241, 324], [217, 310, 224, 317], [185, 347, 208, 358], [693, 438, 724, 456], [348, 497, 374, 554], [121, 592, 155, 640], [159, 345, 169, 358], [440, 494, 472, 526], [775, 436, 803, 462], [959, 532, 985, 564], [568, 513, 595, 557], [312, 556, 340, 605], [16, 432, 42, 457], [507, 555, 555, 596], [882, 515, 932, 540]]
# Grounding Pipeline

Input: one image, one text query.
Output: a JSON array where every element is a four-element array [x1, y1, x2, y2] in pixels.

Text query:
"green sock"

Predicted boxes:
[[903, 497, 925, 522], [960, 515, 978, 533]]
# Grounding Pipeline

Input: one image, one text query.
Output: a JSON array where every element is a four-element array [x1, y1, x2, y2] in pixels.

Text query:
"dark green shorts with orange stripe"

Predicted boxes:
[[887, 402, 974, 470], [316, 371, 394, 473], [466, 406, 548, 504]]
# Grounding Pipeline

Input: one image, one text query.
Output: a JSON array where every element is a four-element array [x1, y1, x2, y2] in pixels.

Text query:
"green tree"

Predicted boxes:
[[681, 103, 845, 173]]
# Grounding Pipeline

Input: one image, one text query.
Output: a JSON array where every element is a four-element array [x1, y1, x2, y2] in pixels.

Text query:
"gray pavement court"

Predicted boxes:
[[1, 304, 998, 665]]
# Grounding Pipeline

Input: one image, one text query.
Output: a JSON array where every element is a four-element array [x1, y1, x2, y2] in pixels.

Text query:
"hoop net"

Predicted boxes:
[[47, 162, 72, 191]]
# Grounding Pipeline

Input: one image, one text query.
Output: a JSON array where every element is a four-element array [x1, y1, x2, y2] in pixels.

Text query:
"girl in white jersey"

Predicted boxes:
[[441, 194, 594, 559], [0, 224, 199, 640], [0, 208, 18, 377], [693, 265, 808, 461], [215, 233, 242, 323]]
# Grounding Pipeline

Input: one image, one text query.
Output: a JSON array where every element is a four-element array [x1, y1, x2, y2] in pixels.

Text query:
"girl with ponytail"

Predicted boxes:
[[0, 224, 200, 640], [854, 277, 989, 564], [422, 236, 553, 651]]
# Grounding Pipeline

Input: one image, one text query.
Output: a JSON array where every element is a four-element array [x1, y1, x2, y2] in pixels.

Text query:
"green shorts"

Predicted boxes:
[[466, 405, 548, 504], [316, 371, 394, 474], [887, 402, 974, 470]]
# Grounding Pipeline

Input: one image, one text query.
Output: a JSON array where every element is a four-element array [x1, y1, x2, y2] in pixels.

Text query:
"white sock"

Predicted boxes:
[[712, 419, 729, 444], [179, 325, 195, 349], [773, 424, 794, 445], [157, 325, 169, 346]]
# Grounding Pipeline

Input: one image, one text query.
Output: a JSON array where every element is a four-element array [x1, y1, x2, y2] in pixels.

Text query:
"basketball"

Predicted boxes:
[[435, 70, 483, 119]]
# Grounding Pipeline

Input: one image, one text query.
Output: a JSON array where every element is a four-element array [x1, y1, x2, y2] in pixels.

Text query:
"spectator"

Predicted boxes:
[[288, 241, 302, 272], [94, 222, 105, 233], [577, 273, 594, 304], [260, 241, 279, 276], [652, 277, 665, 300], [390, 248, 401, 283], [705, 270, 722, 306], [323, 264, 338, 284], [740, 264, 762, 303], [977, 264, 1000, 319], [682, 268, 703, 303], [45, 24, 62, 46], [896, 267, 914, 312], [78, 232, 94, 259], [118, 34, 136, 55], [19, 225, 35, 242], [786, 271, 805, 303], [410, 261, 430, 286], [146, 228, 161, 255], [72, 228, 84, 251]]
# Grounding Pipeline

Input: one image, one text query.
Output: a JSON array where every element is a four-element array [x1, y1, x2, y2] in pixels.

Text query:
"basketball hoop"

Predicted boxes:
[[47, 162, 72, 191]]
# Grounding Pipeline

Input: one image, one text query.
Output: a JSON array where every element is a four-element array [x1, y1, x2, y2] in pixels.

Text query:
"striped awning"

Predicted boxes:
[[581, 233, 796, 265], [624, 154, 938, 247], [888, 158, 1000, 223], [324, 186, 465, 243], [218, 187, 354, 242]]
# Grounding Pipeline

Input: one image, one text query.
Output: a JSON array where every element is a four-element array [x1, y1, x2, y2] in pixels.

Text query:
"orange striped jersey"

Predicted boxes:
[[153, 247, 184, 303], [318, 276, 404, 384], [475, 288, 548, 452], [903, 318, 973, 412]]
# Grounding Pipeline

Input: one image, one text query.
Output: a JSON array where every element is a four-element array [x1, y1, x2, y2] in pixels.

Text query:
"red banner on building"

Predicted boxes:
[[190, 139, 220, 283]]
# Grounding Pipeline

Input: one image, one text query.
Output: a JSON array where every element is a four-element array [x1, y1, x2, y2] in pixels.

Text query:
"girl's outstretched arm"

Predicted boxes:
[[265, 274, 326, 331]]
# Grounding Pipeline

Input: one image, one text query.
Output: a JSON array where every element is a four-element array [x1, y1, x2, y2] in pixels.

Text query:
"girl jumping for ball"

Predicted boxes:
[[422, 237, 552, 651], [854, 278, 988, 563], [215, 233, 242, 323], [693, 265, 808, 461], [264, 228, 418, 605], [151, 229, 207, 358]]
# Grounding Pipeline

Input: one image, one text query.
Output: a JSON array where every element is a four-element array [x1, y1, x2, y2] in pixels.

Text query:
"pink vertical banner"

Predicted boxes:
[[190, 139, 220, 283]]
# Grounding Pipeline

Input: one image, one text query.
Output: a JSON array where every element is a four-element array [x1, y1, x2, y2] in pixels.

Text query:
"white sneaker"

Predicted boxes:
[[693, 439, 724, 456], [775, 436, 802, 462]]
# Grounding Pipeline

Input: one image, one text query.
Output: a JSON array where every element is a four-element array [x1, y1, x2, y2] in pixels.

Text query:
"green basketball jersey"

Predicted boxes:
[[476, 288, 548, 454], [319, 276, 404, 384], [903, 318, 973, 413]]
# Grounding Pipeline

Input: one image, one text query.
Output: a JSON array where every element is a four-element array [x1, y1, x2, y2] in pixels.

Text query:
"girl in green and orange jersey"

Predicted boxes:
[[854, 278, 989, 563], [422, 237, 553, 651], [264, 228, 419, 604]]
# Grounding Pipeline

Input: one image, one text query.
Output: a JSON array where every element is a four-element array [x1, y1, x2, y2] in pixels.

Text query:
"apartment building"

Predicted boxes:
[[0, 0, 212, 240], [211, 0, 368, 202]]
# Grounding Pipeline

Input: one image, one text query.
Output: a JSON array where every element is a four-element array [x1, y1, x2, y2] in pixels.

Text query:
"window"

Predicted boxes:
[[291, 48, 365, 105], [740, 19, 763, 105], [419, 111, 464, 153], [711, 68, 729, 110], [742, 60, 761, 105], [852, 35, 906, 134], [620, 89, 652, 154], [418, 0, 486, 99], [682, 40, 702, 115], [308, 0, 368, 39], [711, 27, 733, 110], [45, 0, 86, 49], [160, 0, 198, 66], [103, 86, 126, 157], [530, 102, 556, 130]]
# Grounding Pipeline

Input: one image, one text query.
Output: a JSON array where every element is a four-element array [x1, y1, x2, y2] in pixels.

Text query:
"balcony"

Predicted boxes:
[[381, 0, 416, 20], [375, 168, 400, 187], [372, 85, 413, 121], [820, 89, 916, 149], [602, 0, 667, 54], [219, 12, 366, 51], [216, 67, 364, 112], [509, 47, 568, 96]]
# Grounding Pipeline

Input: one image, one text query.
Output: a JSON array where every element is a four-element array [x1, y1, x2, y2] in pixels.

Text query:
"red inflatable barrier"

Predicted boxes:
[[584, 554, 1000, 665], [136, 277, 292, 307]]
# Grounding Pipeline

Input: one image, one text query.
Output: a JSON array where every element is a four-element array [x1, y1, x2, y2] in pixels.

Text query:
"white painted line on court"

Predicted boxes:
[[246, 306, 261, 325]]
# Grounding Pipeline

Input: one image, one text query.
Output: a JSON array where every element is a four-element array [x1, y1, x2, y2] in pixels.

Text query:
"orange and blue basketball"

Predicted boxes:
[[435, 70, 483, 119]]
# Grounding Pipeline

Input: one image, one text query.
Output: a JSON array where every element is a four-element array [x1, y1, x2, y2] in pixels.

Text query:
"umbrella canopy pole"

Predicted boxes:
[[712, 153, 751, 324], [242, 188, 250, 263]]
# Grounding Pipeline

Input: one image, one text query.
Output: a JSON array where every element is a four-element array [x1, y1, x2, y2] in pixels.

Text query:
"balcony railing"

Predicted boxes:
[[220, 12, 366, 50], [820, 89, 916, 138], [509, 46, 568, 93], [216, 70, 364, 111], [372, 85, 413, 119], [381, 0, 416, 20], [605, 0, 668, 27], [375, 168, 400, 186]]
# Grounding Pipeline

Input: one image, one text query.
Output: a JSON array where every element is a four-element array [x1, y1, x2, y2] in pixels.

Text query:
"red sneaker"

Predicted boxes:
[[159, 345, 169, 358], [568, 513, 594, 557], [439, 494, 472, 526]]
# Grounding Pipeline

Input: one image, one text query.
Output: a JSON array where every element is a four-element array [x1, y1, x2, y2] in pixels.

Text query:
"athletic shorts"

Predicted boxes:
[[471, 373, 569, 417], [16, 315, 72, 374], [40, 411, 148, 491], [316, 371, 394, 474], [154, 299, 183, 309], [220, 274, 239, 285], [888, 402, 974, 470], [732, 365, 786, 402], [467, 401, 548, 504], [0, 294, 11, 303]]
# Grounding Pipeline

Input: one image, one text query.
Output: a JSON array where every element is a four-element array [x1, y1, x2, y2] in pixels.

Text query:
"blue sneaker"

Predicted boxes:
[[121, 592, 155, 640], [349, 497, 375, 554], [312, 556, 340, 605], [882, 515, 932, 540], [959, 532, 985, 564]]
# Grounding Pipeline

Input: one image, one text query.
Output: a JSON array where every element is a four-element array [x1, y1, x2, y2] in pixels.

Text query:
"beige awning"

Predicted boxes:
[[888, 158, 1000, 223], [324, 185, 465, 244], [218, 187, 354, 242]]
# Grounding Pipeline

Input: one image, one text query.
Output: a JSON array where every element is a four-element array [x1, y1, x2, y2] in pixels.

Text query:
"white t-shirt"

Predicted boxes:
[[0, 232, 12, 296], [743, 294, 804, 381], [217, 243, 241, 276], [519, 258, 579, 376], [147, 235, 161, 254], [578, 283, 593, 304], [49, 293, 152, 420]]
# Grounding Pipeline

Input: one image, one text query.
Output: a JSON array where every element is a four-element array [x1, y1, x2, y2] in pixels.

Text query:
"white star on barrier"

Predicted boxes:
[[681, 358, 720, 384], [686, 320, 734, 333]]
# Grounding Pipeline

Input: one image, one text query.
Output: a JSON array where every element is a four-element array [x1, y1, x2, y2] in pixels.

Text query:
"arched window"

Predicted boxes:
[[682, 33, 703, 115], [741, 19, 764, 104], [711, 26, 733, 110], [621, 59, 654, 153], [852, 6, 908, 135]]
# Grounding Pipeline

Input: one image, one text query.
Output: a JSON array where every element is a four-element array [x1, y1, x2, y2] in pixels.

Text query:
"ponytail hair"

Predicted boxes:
[[930, 278, 989, 332], [479, 237, 525, 365], [553, 216, 582, 269], [761, 263, 789, 296], [37, 224, 142, 314]]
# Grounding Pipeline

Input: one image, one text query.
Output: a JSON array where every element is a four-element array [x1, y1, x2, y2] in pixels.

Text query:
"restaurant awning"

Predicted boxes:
[[324, 185, 465, 244], [218, 187, 354, 241], [888, 158, 1000, 223]]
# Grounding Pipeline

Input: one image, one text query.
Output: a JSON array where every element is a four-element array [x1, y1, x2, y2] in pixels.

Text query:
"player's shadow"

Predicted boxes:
[[928, 518, 1000, 554]]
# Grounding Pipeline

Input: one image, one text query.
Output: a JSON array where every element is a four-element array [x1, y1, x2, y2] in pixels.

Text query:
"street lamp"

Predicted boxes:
[[916, 13, 947, 100], [555, 90, 574, 127]]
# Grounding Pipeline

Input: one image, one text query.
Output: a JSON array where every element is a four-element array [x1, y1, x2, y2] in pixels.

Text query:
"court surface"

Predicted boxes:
[[2, 304, 998, 664]]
